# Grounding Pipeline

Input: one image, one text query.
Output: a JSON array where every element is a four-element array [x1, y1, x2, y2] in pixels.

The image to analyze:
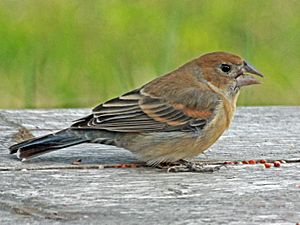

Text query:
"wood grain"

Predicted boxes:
[[0, 107, 299, 225]]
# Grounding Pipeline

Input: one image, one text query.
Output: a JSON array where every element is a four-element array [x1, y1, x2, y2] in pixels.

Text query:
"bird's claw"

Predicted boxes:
[[159, 160, 222, 173]]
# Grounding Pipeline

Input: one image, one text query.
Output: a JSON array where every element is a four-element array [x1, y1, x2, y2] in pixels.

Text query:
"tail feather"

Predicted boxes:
[[9, 129, 88, 160]]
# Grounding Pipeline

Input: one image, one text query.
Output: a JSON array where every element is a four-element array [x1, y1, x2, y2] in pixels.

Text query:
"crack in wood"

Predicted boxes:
[[0, 201, 75, 221], [0, 159, 299, 172]]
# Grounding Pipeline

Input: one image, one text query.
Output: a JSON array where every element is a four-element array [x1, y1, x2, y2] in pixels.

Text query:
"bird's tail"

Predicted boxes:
[[9, 129, 88, 160]]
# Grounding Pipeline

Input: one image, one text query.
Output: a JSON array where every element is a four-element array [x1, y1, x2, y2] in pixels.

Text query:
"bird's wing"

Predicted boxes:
[[71, 87, 220, 133]]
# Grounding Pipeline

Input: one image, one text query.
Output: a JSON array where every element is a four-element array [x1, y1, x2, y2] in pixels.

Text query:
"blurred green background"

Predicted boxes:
[[1, 0, 300, 109]]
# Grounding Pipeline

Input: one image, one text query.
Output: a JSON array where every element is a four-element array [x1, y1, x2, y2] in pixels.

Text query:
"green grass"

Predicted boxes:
[[1, 0, 300, 108]]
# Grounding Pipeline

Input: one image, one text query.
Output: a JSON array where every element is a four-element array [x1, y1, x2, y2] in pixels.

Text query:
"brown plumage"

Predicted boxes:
[[9, 52, 263, 165]]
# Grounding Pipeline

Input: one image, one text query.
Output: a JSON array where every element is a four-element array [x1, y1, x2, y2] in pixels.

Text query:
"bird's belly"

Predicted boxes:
[[117, 131, 200, 164]]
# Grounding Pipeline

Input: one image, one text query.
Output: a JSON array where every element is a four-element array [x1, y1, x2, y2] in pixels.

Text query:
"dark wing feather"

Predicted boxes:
[[72, 88, 219, 133]]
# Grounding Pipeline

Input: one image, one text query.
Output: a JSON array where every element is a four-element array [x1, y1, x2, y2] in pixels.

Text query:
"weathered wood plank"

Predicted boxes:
[[0, 107, 299, 225]]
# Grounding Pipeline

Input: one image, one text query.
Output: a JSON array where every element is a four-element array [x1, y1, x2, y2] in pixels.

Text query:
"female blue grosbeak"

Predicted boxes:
[[10, 52, 263, 170]]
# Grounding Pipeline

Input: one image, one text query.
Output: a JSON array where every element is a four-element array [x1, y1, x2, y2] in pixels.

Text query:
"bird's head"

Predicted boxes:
[[192, 52, 263, 96]]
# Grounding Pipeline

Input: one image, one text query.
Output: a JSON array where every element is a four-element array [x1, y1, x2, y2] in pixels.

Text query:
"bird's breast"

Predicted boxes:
[[194, 99, 236, 153]]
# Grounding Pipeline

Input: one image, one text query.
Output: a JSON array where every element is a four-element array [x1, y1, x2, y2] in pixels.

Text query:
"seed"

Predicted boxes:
[[259, 159, 267, 164], [249, 160, 256, 164], [264, 163, 272, 168], [273, 161, 281, 167]]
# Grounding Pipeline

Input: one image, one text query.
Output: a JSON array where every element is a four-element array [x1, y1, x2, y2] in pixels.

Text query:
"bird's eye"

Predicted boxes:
[[220, 64, 231, 73]]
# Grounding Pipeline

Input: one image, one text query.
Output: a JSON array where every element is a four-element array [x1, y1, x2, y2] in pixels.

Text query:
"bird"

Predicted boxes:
[[9, 51, 263, 169]]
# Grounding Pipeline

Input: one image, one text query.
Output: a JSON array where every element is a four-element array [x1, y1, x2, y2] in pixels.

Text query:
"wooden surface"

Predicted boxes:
[[0, 107, 299, 225]]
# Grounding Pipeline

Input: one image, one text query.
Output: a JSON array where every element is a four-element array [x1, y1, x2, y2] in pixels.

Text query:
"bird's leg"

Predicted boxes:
[[159, 159, 222, 173]]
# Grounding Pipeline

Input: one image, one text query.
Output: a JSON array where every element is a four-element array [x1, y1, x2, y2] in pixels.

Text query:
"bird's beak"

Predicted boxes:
[[236, 61, 264, 87]]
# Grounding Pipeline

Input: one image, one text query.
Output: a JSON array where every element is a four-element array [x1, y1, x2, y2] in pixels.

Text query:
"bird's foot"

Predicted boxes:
[[159, 160, 222, 173]]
